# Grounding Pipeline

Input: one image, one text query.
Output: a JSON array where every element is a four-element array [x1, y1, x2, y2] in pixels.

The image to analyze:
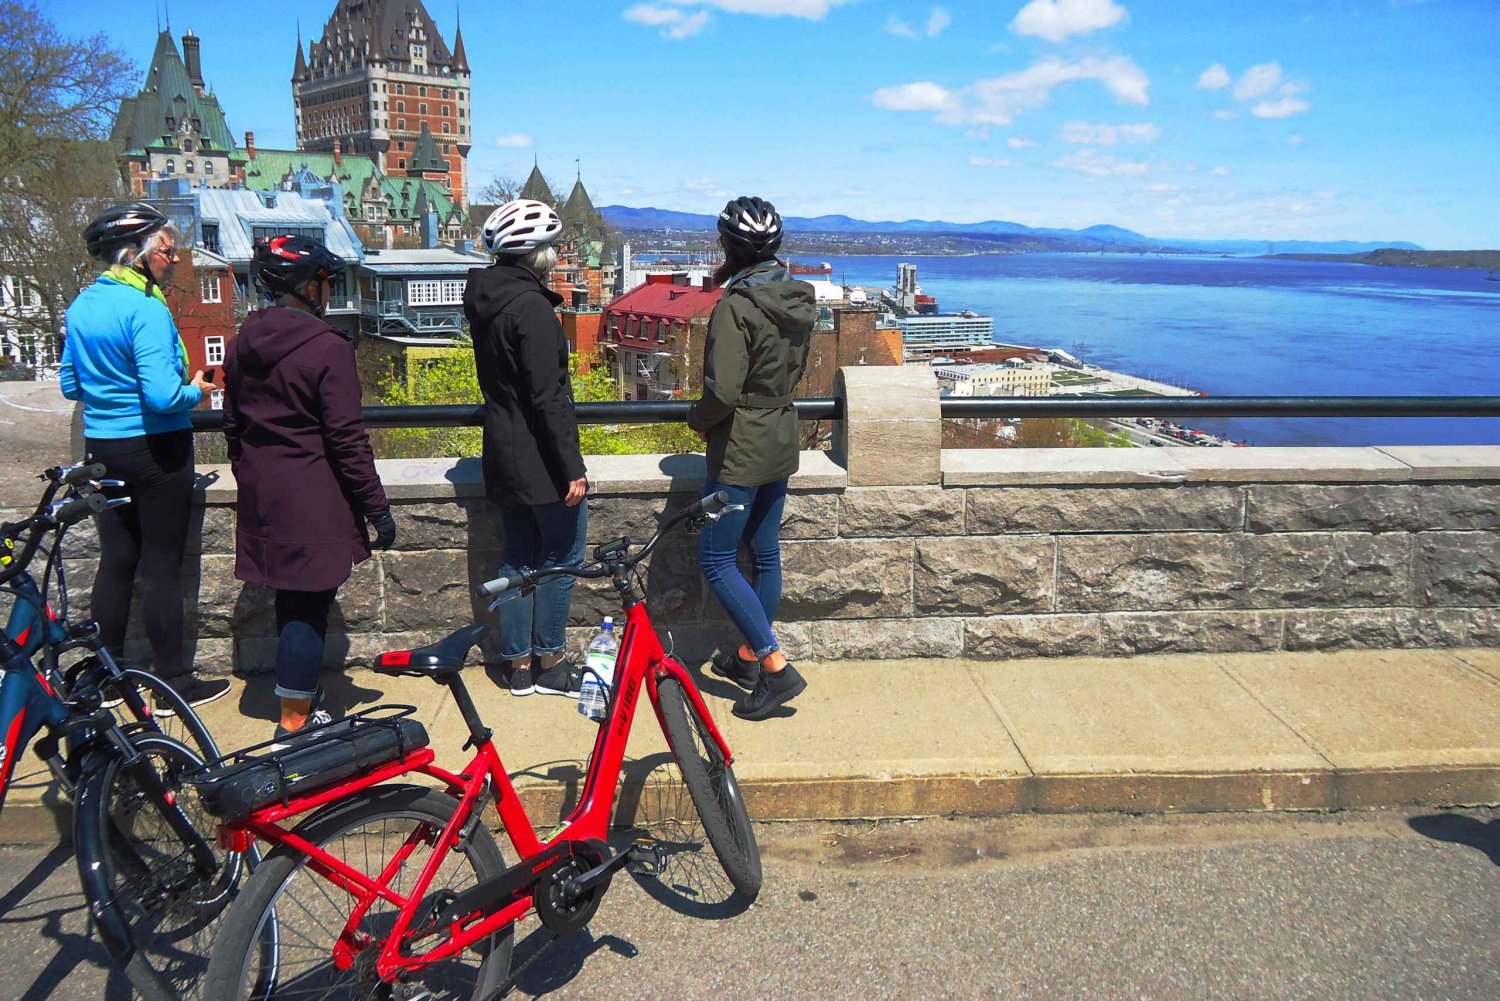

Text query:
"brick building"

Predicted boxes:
[[112, 31, 248, 194], [295, 1, 471, 209], [161, 248, 238, 408], [601, 273, 721, 400]]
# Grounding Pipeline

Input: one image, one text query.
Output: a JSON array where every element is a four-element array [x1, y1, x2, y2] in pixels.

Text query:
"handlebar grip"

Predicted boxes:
[[476, 575, 512, 598], [53, 491, 108, 526], [62, 463, 107, 487], [697, 490, 730, 517]]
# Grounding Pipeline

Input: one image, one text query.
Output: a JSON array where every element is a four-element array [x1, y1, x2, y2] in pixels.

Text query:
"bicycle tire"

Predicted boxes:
[[115, 667, 221, 764], [656, 676, 763, 898], [204, 784, 512, 1001], [80, 732, 247, 1001]]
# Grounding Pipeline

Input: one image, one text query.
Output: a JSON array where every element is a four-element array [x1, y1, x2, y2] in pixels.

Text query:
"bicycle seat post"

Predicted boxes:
[[442, 672, 493, 749]]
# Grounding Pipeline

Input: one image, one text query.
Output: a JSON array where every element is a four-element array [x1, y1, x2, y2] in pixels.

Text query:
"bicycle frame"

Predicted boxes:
[[226, 598, 736, 982]]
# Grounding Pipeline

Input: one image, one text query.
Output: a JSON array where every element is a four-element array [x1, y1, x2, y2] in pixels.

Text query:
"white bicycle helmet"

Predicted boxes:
[[481, 199, 563, 256]]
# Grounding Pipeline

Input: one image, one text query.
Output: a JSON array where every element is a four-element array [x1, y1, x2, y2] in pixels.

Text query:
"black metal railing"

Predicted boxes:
[[189, 395, 1500, 432]]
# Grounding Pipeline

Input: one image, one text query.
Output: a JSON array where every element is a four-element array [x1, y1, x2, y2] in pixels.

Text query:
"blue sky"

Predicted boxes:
[[50, 0, 1500, 247]]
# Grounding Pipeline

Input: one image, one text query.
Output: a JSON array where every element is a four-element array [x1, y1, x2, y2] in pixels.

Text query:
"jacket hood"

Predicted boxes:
[[727, 263, 817, 332], [465, 259, 563, 327], [237, 307, 342, 369]]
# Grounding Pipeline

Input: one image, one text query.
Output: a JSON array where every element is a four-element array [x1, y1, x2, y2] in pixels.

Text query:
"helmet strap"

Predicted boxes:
[[139, 257, 159, 299]]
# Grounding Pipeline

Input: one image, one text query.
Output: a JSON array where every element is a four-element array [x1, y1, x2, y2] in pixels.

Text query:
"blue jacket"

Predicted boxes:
[[60, 274, 201, 438]]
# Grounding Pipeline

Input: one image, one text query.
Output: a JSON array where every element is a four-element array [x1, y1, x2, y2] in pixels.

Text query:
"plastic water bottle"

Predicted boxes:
[[578, 617, 618, 722]]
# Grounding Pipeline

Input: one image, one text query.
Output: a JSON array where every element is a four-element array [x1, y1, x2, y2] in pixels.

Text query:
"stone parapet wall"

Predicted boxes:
[[11, 366, 1499, 675]]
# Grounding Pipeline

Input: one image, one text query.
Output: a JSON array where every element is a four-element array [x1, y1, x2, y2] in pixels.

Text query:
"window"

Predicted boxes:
[[204, 336, 225, 364], [398, 119, 405, 130], [211, 389, 224, 409], [201, 275, 221, 303], [205, 159, 214, 173], [395, 83, 404, 95], [442, 122, 450, 134], [398, 158, 406, 169], [405, 280, 465, 306], [442, 88, 449, 98], [20, 285, 40, 309], [165, 158, 176, 173], [419, 103, 427, 115], [396, 100, 404, 112], [183, 139, 194, 152], [441, 105, 448, 116], [419, 86, 427, 97], [187, 160, 195, 173], [251, 225, 324, 242]]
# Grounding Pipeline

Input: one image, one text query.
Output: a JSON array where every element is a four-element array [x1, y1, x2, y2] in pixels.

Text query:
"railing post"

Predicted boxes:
[[832, 366, 942, 486]]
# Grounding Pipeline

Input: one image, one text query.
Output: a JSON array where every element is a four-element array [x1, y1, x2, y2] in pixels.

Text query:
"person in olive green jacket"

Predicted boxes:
[[688, 196, 816, 721]]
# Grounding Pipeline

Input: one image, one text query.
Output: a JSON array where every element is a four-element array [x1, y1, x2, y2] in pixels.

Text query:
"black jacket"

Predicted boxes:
[[464, 260, 586, 506], [688, 262, 816, 486], [223, 307, 387, 591]]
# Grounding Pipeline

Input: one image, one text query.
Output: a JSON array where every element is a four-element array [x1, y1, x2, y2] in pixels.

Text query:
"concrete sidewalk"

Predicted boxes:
[[3, 647, 1498, 843]]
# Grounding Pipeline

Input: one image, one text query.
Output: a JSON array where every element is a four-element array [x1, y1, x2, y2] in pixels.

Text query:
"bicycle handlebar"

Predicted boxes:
[[474, 491, 733, 598], [53, 462, 107, 488]]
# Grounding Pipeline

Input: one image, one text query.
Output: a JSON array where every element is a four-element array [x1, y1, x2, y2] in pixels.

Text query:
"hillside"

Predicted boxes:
[[1270, 249, 1500, 270]]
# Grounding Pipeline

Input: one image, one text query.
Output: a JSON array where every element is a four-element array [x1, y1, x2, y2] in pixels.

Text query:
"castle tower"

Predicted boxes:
[[294, 1, 471, 207]]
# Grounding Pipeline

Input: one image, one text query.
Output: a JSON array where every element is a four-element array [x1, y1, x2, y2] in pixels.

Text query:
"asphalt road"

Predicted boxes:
[[1, 808, 1496, 1000]]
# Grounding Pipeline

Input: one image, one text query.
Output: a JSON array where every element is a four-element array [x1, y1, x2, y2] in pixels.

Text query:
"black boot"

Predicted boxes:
[[732, 664, 806, 721]]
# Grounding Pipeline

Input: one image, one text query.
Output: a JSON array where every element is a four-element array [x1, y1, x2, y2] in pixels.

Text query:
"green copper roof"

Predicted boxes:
[[244, 147, 459, 224], [408, 124, 446, 174], [113, 32, 241, 159], [519, 163, 554, 204]]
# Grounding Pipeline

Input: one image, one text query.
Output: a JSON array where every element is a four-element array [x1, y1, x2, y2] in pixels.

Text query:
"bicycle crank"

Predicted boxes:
[[534, 845, 608, 935]]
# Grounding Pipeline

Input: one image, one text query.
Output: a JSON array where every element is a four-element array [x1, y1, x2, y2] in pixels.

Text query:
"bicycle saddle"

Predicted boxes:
[[375, 623, 490, 677]]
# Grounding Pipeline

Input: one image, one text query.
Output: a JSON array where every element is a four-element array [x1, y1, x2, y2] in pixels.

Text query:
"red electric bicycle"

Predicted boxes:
[[196, 491, 760, 1000]]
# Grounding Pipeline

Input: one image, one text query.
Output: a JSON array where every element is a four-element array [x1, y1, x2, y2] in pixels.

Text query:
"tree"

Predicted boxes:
[[476, 175, 522, 205], [0, 3, 134, 369]]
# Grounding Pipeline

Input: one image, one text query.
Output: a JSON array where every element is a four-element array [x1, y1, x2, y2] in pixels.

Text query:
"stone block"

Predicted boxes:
[[188, 636, 235, 676], [1464, 608, 1500, 646], [584, 496, 668, 546], [837, 487, 964, 538], [1167, 447, 1411, 483], [813, 618, 963, 660], [962, 614, 1101, 659], [382, 550, 478, 632], [942, 448, 1189, 487], [1099, 611, 1283, 657], [1245, 484, 1421, 534], [780, 539, 912, 619], [390, 499, 500, 551], [781, 492, 838, 540], [914, 537, 1052, 615], [1421, 485, 1500, 531], [185, 506, 235, 556], [1416, 532, 1500, 607], [967, 484, 1240, 535], [192, 555, 273, 638], [329, 557, 385, 633], [1056, 534, 1246, 612], [1375, 445, 1500, 481], [837, 418, 941, 487], [1244, 533, 1410, 609], [1283, 608, 1469, 651]]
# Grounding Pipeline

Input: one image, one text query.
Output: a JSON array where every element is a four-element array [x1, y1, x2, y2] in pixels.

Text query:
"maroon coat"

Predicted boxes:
[[222, 307, 388, 592]]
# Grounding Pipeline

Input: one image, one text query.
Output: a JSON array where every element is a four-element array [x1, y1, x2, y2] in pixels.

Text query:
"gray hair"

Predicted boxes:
[[110, 223, 179, 270], [517, 242, 558, 278]]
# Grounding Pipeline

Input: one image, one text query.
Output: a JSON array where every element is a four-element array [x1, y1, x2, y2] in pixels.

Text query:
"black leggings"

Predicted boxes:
[[85, 430, 194, 681]]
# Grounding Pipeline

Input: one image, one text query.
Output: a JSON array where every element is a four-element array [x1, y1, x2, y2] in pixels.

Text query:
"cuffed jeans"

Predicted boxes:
[[273, 588, 335, 700], [496, 499, 588, 661], [697, 478, 788, 659]]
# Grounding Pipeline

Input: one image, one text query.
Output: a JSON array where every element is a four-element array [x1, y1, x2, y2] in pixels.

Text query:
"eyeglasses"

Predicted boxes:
[[154, 245, 179, 261]]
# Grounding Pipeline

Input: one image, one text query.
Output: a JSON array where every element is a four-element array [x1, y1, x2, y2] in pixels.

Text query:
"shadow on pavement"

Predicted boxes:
[[509, 926, 639, 998], [1407, 812, 1500, 866]]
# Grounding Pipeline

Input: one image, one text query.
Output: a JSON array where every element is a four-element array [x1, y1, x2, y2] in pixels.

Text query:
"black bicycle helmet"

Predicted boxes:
[[252, 235, 345, 314], [717, 196, 783, 258], [83, 202, 169, 261]]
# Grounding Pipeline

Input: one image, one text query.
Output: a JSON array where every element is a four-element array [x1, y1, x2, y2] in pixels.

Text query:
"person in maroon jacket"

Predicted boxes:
[[223, 236, 397, 740]]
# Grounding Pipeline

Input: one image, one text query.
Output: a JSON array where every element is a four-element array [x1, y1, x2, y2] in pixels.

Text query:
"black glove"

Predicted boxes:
[[366, 508, 397, 551]]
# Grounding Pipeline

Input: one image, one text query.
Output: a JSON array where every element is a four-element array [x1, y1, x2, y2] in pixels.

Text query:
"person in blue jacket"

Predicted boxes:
[[60, 202, 228, 710]]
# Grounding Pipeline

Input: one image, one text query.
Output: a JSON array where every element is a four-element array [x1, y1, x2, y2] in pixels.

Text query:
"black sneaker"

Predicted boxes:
[[153, 676, 232, 717], [710, 648, 761, 691], [732, 664, 806, 721], [534, 660, 582, 699], [270, 708, 335, 750], [508, 664, 535, 696]]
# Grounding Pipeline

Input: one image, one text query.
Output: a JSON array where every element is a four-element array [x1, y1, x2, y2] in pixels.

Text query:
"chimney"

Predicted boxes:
[[333, 137, 343, 166], [244, 131, 256, 159], [183, 31, 205, 92], [672, 271, 689, 286], [701, 275, 715, 291]]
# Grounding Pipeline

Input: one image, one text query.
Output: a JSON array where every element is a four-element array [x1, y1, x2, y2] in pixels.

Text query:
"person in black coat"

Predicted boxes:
[[223, 236, 396, 740], [465, 199, 588, 698]]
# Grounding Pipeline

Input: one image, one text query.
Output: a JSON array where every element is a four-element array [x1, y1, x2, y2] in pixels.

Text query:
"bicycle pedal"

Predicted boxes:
[[625, 838, 665, 876]]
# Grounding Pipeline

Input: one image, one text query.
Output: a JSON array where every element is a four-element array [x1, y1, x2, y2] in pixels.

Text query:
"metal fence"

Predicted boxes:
[[188, 396, 1500, 431]]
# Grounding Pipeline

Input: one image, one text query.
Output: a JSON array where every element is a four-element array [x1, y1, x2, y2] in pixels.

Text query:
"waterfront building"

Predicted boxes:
[[112, 31, 248, 194], [896, 311, 995, 360], [295, 0, 471, 208], [601, 273, 721, 399], [933, 362, 1053, 398]]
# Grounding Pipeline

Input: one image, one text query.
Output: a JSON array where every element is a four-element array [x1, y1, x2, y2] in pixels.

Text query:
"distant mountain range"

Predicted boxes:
[[600, 205, 1423, 256]]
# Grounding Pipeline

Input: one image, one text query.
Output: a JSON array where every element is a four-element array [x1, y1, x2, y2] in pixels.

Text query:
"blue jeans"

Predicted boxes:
[[697, 478, 788, 659], [496, 499, 588, 661], [273, 588, 335, 700]]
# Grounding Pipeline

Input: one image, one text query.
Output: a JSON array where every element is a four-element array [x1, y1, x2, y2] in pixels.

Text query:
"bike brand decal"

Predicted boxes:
[[614, 675, 640, 736]]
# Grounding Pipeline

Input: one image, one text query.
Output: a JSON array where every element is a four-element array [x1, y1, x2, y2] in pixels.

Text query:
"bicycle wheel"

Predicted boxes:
[[204, 784, 512, 1001], [114, 667, 221, 764], [81, 732, 249, 1001], [655, 676, 763, 898]]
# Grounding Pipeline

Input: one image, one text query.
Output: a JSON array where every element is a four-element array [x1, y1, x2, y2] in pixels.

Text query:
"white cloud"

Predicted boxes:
[[623, 4, 711, 38], [1211, 165, 1232, 176], [1212, 109, 1237, 121], [969, 156, 1015, 167], [871, 56, 1150, 128], [870, 81, 957, 112], [1196, 63, 1231, 90], [965, 127, 991, 139], [1252, 95, 1311, 119], [684, 177, 721, 191], [495, 134, 532, 148], [664, 0, 853, 18], [1233, 62, 1283, 101], [1061, 121, 1159, 145], [1011, 0, 1127, 43], [1288, 133, 1306, 146], [887, 7, 951, 39], [842, 188, 871, 197], [1008, 137, 1037, 148], [1053, 149, 1150, 177]]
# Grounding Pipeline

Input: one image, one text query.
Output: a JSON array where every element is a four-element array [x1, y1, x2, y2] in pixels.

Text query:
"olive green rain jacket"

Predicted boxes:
[[687, 261, 817, 486]]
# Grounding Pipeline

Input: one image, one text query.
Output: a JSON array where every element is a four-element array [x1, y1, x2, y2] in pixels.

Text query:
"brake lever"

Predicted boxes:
[[92, 479, 125, 489], [702, 503, 747, 523]]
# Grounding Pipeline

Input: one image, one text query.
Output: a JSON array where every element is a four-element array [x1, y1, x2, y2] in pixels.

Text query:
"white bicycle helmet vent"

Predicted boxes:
[[482, 199, 563, 255]]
